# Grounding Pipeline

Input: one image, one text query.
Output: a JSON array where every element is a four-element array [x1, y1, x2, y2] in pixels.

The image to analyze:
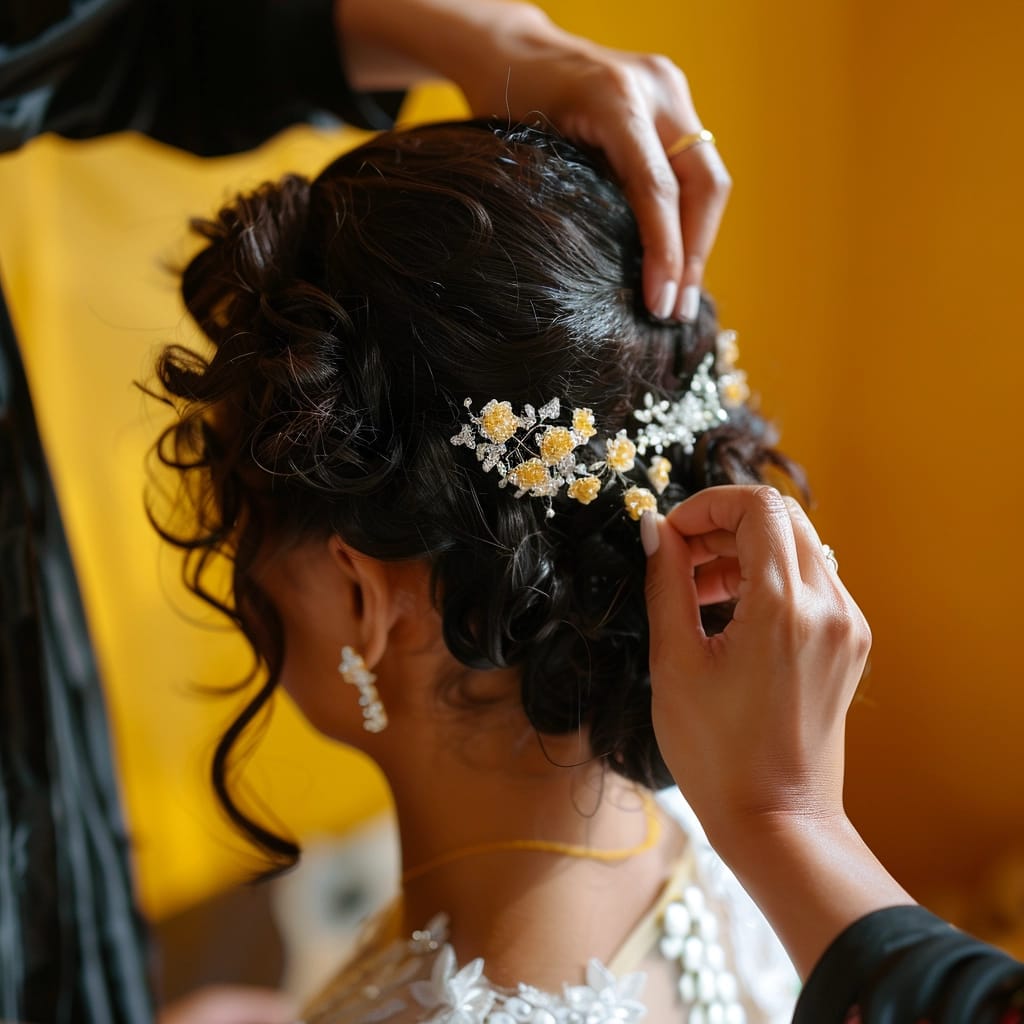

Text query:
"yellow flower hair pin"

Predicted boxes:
[[714, 329, 751, 408], [450, 330, 748, 522], [449, 397, 660, 522], [450, 397, 601, 518]]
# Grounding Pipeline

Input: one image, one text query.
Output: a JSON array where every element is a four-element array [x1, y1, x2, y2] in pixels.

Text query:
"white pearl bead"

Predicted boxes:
[[698, 911, 719, 943], [659, 935, 684, 960], [724, 1005, 746, 1024], [683, 886, 706, 917], [697, 967, 717, 1003], [678, 973, 697, 1002], [683, 936, 705, 971], [707, 1004, 725, 1024], [532, 1009, 557, 1024], [488, 1014, 516, 1024], [716, 971, 738, 1004], [688, 1005, 706, 1024], [664, 902, 692, 937], [705, 943, 725, 972]]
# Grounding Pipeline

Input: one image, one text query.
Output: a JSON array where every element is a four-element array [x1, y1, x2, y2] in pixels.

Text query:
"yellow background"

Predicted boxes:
[[0, 0, 1021, 942]]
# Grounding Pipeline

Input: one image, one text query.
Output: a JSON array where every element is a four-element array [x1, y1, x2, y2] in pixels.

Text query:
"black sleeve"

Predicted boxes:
[[0, 0, 405, 155], [794, 905, 1024, 1023]]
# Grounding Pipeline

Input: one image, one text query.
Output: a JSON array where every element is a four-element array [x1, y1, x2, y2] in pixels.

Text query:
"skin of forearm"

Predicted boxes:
[[335, 0, 584, 94], [710, 811, 916, 979]]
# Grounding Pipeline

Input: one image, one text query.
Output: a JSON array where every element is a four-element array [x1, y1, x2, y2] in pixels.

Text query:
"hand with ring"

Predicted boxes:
[[339, 0, 731, 323], [641, 485, 869, 847], [641, 487, 917, 978], [457, 24, 732, 323]]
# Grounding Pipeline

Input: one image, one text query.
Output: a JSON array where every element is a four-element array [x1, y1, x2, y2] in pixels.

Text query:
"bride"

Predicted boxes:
[[150, 118, 803, 1024]]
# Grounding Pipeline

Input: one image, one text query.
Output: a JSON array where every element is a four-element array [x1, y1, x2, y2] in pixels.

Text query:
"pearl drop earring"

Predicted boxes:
[[338, 646, 387, 733]]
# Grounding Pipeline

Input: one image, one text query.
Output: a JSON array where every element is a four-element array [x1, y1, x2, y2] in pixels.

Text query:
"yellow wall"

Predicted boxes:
[[0, 0, 1021, 928]]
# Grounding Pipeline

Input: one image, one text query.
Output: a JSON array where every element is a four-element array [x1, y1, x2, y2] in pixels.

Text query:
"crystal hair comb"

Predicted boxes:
[[450, 330, 748, 521]]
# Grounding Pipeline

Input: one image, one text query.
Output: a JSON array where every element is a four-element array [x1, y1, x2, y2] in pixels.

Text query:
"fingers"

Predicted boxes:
[[666, 485, 802, 595], [694, 558, 742, 605], [782, 498, 873, 672], [582, 119, 731, 322], [519, 46, 728, 321], [685, 528, 737, 565], [612, 52, 730, 320], [781, 496, 835, 588], [642, 512, 707, 676], [670, 144, 732, 320], [590, 103, 685, 320]]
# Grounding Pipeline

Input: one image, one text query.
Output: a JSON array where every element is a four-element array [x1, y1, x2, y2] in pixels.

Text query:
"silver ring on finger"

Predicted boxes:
[[822, 543, 839, 574]]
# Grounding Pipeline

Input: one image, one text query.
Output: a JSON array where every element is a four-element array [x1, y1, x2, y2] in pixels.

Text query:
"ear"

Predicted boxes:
[[326, 537, 399, 670]]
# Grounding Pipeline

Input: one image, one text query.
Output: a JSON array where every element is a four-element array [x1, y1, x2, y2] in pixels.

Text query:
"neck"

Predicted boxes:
[[352, 642, 683, 988], [368, 665, 670, 975]]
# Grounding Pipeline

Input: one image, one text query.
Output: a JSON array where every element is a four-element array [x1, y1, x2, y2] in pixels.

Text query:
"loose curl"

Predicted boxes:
[[148, 120, 805, 870]]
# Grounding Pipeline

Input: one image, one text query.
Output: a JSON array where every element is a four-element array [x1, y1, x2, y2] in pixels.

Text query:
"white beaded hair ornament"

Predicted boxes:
[[450, 330, 748, 521]]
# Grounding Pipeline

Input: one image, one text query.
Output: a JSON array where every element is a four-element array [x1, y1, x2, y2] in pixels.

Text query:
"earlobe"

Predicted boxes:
[[327, 537, 396, 670]]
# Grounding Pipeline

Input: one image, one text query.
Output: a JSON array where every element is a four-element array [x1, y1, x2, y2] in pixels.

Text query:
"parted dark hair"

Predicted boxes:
[[150, 119, 804, 869]]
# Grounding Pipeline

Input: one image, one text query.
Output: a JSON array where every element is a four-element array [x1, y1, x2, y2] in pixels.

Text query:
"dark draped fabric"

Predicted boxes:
[[0, 0, 402, 154], [794, 906, 1024, 1023], [0, 276, 152, 1024], [0, 1, 398, 1020]]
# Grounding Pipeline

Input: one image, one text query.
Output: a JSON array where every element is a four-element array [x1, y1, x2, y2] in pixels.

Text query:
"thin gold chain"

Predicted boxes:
[[400, 790, 661, 884]]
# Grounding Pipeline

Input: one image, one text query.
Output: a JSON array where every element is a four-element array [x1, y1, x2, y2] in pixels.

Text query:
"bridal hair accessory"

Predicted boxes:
[[338, 645, 387, 733], [665, 128, 717, 159], [450, 330, 748, 521]]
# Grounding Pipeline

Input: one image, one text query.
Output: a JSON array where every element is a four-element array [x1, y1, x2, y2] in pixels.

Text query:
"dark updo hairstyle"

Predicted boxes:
[[150, 119, 804, 869]]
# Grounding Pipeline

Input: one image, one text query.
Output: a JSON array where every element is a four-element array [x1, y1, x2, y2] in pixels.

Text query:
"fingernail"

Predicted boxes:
[[654, 281, 678, 321], [640, 511, 660, 557], [678, 285, 701, 322]]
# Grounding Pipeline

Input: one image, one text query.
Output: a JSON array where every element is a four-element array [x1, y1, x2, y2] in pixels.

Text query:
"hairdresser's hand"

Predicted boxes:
[[459, 16, 732, 324], [642, 486, 872, 847], [642, 488, 916, 979], [158, 986, 297, 1024], [338, 0, 730, 321]]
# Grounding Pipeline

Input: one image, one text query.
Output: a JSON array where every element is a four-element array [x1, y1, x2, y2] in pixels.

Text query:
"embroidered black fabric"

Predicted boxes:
[[795, 905, 1024, 1024]]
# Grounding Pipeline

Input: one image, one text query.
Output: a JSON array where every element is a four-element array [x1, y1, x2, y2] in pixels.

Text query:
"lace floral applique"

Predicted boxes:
[[411, 946, 495, 1024], [560, 960, 647, 1024], [405, 917, 649, 1024]]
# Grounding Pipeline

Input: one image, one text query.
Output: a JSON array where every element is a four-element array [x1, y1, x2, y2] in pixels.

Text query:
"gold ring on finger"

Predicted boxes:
[[665, 128, 716, 159]]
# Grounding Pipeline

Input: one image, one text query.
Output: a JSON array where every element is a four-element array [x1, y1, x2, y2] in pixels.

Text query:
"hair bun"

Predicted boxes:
[[181, 174, 312, 346]]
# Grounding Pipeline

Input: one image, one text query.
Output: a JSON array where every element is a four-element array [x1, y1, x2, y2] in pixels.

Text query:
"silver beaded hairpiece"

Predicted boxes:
[[449, 329, 749, 520]]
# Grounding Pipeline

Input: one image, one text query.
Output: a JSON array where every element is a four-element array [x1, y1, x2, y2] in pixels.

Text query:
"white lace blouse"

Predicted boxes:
[[300, 790, 797, 1024]]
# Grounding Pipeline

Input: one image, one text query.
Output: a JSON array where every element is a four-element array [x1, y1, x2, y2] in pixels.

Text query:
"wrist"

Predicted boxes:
[[706, 805, 854, 864], [337, 0, 568, 93], [706, 809, 915, 979]]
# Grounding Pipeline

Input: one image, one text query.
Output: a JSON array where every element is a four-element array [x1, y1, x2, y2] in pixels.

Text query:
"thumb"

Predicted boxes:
[[641, 511, 705, 682]]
